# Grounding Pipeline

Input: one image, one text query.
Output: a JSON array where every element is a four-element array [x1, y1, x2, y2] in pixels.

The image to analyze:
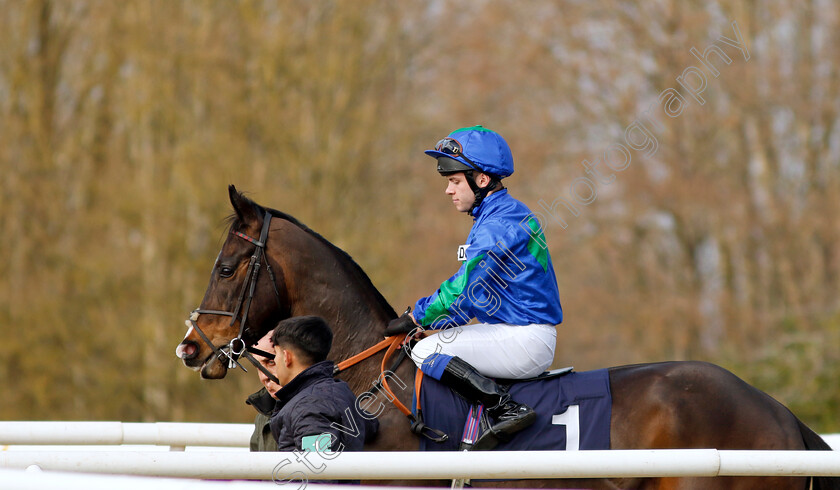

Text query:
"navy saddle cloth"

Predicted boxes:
[[416, 368, 612, 451]]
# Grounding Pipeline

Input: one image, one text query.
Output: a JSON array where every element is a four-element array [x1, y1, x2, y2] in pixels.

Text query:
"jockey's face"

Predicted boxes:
[[254, 331, 282, 398], [445, 172, 492, 213], [445, 172, 475, 213]]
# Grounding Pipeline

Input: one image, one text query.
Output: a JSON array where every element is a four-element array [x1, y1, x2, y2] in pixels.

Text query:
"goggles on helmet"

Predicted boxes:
[[434, 137, 478, 168]]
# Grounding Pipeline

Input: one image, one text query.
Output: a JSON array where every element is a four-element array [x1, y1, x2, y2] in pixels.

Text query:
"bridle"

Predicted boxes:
[[185, 210, 284, 384]]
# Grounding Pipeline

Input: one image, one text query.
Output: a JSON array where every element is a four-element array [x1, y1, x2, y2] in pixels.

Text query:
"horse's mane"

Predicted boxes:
[[226, 198, 397, 319]]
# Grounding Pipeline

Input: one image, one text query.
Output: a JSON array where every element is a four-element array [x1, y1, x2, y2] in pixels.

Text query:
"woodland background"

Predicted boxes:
[[2, 0, 839, 431]]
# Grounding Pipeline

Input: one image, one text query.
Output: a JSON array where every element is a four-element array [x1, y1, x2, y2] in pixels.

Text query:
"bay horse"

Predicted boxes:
[[176, 185, 837, 490]]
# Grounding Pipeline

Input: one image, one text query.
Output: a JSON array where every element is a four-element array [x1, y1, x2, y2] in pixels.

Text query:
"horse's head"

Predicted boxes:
[[176, 185, 288, 379]]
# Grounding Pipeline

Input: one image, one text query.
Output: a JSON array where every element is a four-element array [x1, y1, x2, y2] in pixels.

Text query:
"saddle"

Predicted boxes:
[[496, 366, 575, 385]]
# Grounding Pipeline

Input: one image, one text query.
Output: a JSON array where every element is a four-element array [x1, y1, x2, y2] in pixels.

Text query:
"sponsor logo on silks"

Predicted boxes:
[[457, 244, 470, 262], [301, 433, 335, 454]]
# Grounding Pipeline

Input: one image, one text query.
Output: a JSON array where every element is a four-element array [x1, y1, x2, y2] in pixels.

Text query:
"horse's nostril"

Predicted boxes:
[[184, 343, 197, 358], [178, 341, 199, 360]]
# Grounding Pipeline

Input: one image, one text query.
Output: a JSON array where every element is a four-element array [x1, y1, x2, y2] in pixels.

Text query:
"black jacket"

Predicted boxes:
[[269, 361, 379, 452]]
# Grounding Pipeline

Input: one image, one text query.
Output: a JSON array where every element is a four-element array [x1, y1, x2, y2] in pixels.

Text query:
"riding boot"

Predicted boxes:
[[439, 356, 536, 450]]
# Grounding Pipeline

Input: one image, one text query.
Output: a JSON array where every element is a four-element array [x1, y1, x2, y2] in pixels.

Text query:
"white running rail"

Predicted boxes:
[[1, 422, 835, 450], [2, 450, 840, 479], [0, 422, 252, 448]]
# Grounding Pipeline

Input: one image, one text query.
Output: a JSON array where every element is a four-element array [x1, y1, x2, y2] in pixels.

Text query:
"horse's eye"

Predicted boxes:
[[219, 265, 234, 278]]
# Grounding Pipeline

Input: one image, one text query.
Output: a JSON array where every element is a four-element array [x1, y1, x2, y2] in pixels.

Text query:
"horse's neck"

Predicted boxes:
[[272, 224, 418, 450], [292, 288, 392, 359], [273, 220, 395, 373]]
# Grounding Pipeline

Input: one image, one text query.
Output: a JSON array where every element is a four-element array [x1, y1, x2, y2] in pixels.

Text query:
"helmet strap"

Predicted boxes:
[[464, 171, 502, 216]]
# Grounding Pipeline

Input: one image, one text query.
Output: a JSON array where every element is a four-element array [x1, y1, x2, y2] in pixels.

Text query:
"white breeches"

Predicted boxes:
[[409, 322, 557, 379]]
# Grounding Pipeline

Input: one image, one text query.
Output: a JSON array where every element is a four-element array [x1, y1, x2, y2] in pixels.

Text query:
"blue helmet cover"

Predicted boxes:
[[424, 125, 514, 178]]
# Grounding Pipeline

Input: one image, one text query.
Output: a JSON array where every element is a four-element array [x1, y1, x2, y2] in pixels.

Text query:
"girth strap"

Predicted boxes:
[[408, 368, 448, 443]]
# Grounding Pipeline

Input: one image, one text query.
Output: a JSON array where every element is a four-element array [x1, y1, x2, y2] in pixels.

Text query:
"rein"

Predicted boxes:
[[334, 332, 448, 443], [186, 210, 283, 385], [333, 336, 412, 416]]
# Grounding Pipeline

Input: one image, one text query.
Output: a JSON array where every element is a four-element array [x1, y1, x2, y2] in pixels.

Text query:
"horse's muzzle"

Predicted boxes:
[[175, 342, 230, 379]]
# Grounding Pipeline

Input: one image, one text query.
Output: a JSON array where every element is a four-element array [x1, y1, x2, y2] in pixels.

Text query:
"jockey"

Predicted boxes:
[[385, 125, 563, 448]]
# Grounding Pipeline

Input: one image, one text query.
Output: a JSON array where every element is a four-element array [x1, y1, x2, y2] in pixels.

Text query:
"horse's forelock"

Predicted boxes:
[[223, 212, 241, 233]]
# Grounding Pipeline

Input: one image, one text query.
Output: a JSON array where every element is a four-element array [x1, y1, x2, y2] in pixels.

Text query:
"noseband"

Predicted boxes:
[[185, 211, 283, 384]]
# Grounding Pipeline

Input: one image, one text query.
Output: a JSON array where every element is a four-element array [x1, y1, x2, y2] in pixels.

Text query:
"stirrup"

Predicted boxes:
[[472, 403, 536, 450]]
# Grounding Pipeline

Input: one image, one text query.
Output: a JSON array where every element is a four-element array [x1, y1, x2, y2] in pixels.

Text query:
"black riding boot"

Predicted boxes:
[[440, 356, 536, 450]]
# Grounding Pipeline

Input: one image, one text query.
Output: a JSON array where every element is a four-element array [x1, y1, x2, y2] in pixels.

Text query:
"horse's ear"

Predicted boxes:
[[228, 185, 259, 225]]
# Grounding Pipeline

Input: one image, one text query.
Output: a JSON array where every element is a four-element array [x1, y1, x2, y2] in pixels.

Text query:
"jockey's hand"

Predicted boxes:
[[384, 312, 419, 337]]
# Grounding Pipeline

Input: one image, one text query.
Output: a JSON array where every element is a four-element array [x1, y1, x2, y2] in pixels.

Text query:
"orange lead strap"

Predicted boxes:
[[414, 369, 424, 413], [335, 333, 449, 443], [333, 337, 394, 374], [379, 334, 412, 416], [333, 334, 412, 416]]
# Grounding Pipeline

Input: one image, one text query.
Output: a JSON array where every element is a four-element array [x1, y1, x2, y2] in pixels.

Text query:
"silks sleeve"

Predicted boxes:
[[413, 220, 518, 328], [413, 255, 484, 328]]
